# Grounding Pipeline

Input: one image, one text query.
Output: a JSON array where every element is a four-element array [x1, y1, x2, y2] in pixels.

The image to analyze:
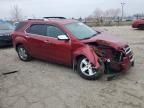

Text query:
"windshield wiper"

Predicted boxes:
[[82, 33, 97, 40], [80, 33, 99, 40], [91, 33, 97, 37], [81, 37, 91, 40]]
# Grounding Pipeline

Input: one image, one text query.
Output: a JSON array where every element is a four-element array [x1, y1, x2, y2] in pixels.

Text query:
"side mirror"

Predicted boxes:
[[57, 35, 69, 40]]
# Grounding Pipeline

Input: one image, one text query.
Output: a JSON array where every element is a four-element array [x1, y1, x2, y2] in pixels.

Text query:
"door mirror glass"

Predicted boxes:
[[57, 35, 69, 40]]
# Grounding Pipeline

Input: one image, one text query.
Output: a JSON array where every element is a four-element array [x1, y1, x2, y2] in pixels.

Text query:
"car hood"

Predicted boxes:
[[0, 29, 13, 36], [80, 32, 128, 50]]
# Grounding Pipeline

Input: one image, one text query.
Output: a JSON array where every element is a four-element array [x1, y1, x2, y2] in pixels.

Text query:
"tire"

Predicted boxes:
[[77, 57, 104, 80], [17, 45, 31, 61]]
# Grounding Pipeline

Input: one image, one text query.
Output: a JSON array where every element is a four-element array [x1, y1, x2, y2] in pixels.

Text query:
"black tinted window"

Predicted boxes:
[[47, 26, 65, 38], [28, 24, 46, 36]]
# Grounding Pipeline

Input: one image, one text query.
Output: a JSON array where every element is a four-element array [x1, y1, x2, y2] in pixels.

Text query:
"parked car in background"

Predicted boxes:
[[12, 17, 134, 80], [0, 20, 14, 47], [132, 19, 144, 29]]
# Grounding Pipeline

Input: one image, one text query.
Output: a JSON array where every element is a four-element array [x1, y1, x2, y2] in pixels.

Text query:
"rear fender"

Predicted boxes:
[[14, 37, 29, 51]]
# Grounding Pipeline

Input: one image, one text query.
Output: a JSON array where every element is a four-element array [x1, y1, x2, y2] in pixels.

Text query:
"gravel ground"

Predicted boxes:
[[0, 26, 144, 108]]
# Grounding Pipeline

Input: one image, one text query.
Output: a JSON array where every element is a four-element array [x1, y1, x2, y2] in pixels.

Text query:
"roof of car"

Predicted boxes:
[[24, 18, 78, 25]]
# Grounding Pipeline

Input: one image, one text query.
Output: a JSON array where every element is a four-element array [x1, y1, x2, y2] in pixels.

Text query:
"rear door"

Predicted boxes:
[[26, 24, 49, 59]]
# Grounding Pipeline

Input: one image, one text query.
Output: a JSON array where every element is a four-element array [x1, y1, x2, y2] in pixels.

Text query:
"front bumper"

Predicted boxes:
[[119, 56, 134, 72], [107, 57, 134, 73], [108, 45, 134, 73], [121, 45, 134, 72]]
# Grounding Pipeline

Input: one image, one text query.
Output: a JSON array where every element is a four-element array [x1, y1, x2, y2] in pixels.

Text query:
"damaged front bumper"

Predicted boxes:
[[108, 45, 134, 73], [120, 56, 134, 72], [121, 45, 134, 72]]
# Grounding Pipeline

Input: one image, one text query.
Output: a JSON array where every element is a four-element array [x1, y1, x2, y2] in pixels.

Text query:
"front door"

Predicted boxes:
[[44, 25, 72, 65]]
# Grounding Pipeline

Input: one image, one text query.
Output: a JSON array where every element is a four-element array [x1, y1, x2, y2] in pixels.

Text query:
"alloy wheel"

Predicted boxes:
[[18, 47, 28, 60], [80, 58, 96, 76]]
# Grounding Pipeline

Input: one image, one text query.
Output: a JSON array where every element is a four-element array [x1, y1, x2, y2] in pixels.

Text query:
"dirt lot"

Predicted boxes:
[[0, 26, 144, 108]]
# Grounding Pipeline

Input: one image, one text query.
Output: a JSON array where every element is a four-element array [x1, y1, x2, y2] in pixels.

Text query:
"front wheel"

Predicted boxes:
[[77, 57, 104, 80]]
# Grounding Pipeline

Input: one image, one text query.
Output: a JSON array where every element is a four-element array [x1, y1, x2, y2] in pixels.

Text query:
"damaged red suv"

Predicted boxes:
[[12, 17, 134, 80]]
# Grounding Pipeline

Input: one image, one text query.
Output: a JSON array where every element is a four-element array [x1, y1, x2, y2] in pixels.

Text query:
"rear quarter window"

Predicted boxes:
[[15, 22, 27, 31], [26, 24, 47, 36]]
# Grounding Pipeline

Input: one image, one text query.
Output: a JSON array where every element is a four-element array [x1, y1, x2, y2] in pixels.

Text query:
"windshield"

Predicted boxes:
[[0, 21, 14, 30], [65, 22, 98, 40]]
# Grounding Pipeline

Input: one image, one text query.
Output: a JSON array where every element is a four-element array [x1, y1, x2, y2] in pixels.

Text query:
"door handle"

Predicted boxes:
[[44, 40, 49, 43], [44, 40, 53, 45], [25, 35, 30, 38], [25, 33, 31, 38]]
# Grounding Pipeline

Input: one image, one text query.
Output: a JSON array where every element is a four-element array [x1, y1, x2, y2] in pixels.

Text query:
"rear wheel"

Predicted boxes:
[[17, 45, 31, 61], [77, 57, 104, 80]]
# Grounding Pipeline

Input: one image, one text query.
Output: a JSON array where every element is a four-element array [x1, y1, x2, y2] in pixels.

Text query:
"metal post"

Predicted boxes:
[[121, 2, 126, 21]]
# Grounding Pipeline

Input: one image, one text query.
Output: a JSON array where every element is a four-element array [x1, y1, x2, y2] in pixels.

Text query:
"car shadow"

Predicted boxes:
[[0, 46, 13, 49], [31, 58, 73, 70], [133, 28, 144, 31]]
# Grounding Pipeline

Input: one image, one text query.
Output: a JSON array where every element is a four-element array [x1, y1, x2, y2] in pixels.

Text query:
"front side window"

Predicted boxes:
[[65, 22, 98, 40], [27, 24, 47, 36], [46, 26, 65, 38]]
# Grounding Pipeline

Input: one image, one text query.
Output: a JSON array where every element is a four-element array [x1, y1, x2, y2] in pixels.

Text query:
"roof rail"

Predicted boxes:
[[28, 19, 43, 20], [43, 17, 66, 19]]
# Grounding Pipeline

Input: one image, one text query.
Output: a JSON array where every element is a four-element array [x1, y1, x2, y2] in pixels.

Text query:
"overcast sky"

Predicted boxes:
[[0, 0, 144, 19]]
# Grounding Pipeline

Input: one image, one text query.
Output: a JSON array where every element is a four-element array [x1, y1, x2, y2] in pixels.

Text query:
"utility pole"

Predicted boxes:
[[121, 2, 126, 21]]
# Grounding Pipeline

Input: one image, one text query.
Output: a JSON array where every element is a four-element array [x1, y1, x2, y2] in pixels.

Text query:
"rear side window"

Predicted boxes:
[[47, 26, 65, 38], [15, 22, 26, 31], [27, 24, 47, 36]]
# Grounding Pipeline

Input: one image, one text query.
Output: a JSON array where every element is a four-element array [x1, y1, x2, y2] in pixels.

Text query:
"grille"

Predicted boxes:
[[123, 45, 134, 62]]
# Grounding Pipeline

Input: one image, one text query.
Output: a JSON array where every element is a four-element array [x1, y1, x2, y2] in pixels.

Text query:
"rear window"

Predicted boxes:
[[15, 22, 26, 31], [27, 24, 47, 36]]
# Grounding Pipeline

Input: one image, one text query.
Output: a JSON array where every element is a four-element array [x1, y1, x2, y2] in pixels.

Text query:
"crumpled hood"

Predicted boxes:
[[81, 32, 128, 50]]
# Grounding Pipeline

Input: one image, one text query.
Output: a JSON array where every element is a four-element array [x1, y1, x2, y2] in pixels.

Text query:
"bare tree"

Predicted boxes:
[[10, 5, 23, 21], [86, 8, 121, 26], [104, 8, 121, 18], [103, 8, 121, 25], [89, 8, 120, 18], [93, 8, 104, 18]]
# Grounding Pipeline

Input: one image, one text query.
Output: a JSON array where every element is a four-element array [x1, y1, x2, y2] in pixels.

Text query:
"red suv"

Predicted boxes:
[[12, 17, 134, 80], [132, 19, 144, 29]]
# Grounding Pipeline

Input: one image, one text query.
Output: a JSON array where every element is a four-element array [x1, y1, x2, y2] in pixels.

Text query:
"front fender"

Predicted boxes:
[[73, 45, 100, 69]]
